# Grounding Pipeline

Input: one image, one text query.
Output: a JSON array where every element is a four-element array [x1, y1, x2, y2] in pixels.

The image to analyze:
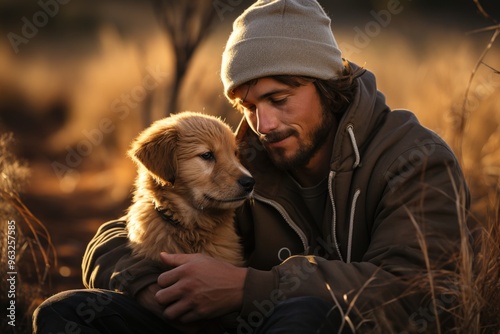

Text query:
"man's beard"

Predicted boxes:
[[260, 110, 334, 170]]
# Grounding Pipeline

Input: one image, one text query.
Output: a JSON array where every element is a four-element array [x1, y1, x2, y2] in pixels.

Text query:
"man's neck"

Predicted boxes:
[[289, 128, 336, 187]]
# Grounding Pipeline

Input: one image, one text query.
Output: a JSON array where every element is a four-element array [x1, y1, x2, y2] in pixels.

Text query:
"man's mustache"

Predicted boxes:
[[259, 129, 297, 144]]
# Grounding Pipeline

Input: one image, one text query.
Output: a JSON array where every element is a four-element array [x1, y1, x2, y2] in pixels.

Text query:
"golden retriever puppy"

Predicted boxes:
[[126, 111, 254, 266]]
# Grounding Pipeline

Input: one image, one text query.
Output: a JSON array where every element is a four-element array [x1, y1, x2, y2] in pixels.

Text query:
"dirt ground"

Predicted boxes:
[[23, 162, 134, 296]]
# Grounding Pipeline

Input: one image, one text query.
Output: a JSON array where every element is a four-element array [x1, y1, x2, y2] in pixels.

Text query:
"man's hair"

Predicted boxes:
[[231, 60, 363, 115]]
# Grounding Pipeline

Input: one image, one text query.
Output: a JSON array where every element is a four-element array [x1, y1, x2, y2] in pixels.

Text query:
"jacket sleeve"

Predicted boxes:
[[82, 218, 168, 297], [239, 143, 469, 330]]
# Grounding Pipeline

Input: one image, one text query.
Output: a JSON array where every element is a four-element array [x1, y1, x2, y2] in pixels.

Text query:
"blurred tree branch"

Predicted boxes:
[[454, 1, 499, 161], [150, 0, 217, 118], [473, 0, 498, 24]]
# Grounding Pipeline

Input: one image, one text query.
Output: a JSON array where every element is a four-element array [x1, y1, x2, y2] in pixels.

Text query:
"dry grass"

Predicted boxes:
[[317, 172, 500, 333], [469, 194, 500, 333], [408, 172, 500, 334], [443, 13, 500, 331], [0, 133, 57, 332], [0, 2, 499, 332]]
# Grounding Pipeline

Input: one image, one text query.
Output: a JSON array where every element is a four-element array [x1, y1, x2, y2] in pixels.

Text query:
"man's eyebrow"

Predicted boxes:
[[235, 87, 294, 106], [257, 88, 293, 101]]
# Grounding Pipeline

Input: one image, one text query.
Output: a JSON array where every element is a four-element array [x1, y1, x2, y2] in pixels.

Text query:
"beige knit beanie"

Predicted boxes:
[[221, 0, 344, 99]]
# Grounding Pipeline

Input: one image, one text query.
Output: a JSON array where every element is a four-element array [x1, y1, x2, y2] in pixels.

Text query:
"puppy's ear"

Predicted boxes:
[[128, 123, 178, 185]]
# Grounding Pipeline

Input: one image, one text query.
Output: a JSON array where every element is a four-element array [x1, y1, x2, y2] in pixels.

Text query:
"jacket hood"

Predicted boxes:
[[330, 63, 390, 172], [235, 62, 390, 195]]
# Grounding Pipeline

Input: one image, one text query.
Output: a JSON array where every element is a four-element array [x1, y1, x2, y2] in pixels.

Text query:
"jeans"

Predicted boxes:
[[33, 289, 339, 333]]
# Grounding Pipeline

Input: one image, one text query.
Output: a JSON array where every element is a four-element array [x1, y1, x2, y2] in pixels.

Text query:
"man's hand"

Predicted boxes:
[[136, 283, 219, 334], [136, 283, 165, 318], [155, 252, 248, 323]]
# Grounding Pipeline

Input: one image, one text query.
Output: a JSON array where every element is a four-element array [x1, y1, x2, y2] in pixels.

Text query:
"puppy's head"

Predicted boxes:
[[129, 111, 254, 210]]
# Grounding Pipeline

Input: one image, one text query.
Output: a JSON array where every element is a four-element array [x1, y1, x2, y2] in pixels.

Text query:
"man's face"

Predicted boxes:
[[233, 77, 334, 170]]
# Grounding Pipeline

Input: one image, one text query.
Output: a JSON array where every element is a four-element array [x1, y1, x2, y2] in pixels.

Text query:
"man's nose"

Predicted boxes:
[[255, 106, 278, 135]]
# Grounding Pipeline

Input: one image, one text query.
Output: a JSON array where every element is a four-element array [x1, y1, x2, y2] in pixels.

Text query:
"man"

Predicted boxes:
[[34, 0, 469, 333]]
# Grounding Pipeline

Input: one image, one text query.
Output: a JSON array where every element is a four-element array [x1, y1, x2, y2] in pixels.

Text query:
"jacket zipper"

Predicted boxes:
[[328, 171, 344, 262], [254, 194, 309, 252]]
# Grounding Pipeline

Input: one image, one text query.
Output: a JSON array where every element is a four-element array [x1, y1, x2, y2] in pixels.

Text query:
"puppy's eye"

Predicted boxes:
[[199, 152, 215, 161]]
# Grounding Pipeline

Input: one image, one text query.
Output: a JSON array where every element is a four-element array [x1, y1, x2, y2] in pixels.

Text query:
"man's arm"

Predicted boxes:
[[82, 218, 168, 297], [82, 219, 227, 332]]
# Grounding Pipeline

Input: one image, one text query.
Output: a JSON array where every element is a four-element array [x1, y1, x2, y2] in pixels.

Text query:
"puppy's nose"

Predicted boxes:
[[238, 176, 255, 193]]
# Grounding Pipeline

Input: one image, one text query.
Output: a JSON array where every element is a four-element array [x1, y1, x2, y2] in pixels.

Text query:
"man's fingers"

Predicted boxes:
[[158, 253, 207, 288], [155, 278, 205, 322], [157, 253, 191, 288], [154, 282, 182, 305], [157, 266, 175, 288], [160, 252, 195, 267], [162, 297, 195, 321], [153, 253, 243, 322]]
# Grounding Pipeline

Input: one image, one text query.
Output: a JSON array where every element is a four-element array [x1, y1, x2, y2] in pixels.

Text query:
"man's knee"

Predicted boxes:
[[33, 289, 108, 333], [35, 290, 83, 319]]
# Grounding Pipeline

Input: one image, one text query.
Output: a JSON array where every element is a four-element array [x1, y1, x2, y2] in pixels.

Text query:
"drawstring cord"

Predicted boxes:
[[346, 125, 361, 263], [346, 189, 361, 263], [346, 125, 361, 169], [330, 125, 362, 262], [329, 171, 343, 262]]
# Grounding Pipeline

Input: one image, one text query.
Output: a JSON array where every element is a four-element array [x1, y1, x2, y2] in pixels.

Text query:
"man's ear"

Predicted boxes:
[[128, 122, 178, 185]]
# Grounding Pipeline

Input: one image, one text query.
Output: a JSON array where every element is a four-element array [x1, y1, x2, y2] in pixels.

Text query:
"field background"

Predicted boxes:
[[0, 0, 499, 329]]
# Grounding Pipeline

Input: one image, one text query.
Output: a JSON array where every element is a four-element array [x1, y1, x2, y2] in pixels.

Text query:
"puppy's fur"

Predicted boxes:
[[126, 111, 253, 267]]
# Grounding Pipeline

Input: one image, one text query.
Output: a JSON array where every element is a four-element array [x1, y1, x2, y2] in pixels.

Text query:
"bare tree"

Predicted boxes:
[[150, 0, 217, 119]]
